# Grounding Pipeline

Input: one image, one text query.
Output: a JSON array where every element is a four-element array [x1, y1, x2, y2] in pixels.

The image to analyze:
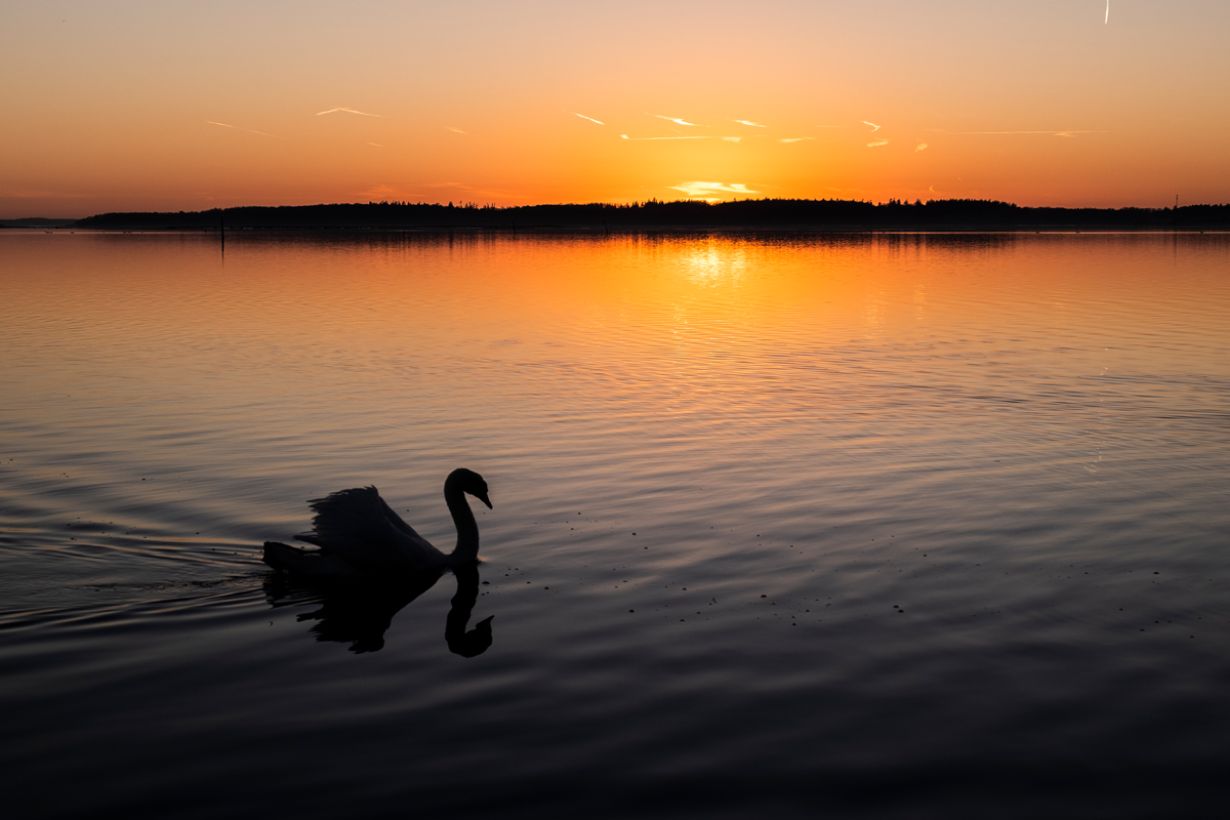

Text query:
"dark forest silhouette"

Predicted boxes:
[[65, 198, 1230, 232]]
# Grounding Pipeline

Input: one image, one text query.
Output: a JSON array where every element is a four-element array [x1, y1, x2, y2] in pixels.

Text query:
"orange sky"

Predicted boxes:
[[2, 1, 1229, 217]]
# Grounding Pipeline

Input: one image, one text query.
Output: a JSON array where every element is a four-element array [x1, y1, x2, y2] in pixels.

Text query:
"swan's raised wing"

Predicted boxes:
[[294, 486, 440, 570]]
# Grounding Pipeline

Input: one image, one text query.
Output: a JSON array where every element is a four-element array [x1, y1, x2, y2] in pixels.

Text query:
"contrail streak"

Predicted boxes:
[[575, 113, 605, 125], [315, 107, 383, 118], [206, 120, 279, 138], [655, 115, 700, 127], [621, 134, 713, 141]]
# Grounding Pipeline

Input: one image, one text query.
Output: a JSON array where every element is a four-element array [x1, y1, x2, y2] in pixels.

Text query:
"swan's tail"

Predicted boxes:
[[263, 541, 358, 579]]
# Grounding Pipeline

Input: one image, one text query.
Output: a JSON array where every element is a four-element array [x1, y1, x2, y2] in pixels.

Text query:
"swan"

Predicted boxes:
[[263, 468, 492, 578]]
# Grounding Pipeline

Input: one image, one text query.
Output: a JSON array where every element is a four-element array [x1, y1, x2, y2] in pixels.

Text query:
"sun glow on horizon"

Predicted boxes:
[[670, 181, 761, 202], [2, 1, 1228, 216]]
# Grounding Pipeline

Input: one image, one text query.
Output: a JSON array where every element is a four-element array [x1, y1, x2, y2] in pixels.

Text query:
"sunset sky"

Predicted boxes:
[[3, 0, 1229, 217]]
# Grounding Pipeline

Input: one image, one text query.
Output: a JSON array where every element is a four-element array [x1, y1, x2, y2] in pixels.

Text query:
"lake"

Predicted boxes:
[[2, 231, 1228, 818]]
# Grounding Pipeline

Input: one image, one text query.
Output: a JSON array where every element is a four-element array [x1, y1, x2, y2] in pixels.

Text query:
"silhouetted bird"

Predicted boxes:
[[263, 468, 492, 578]]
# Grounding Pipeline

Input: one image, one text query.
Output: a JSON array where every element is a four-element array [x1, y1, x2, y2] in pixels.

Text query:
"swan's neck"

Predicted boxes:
[[445, 483, 479, 562]]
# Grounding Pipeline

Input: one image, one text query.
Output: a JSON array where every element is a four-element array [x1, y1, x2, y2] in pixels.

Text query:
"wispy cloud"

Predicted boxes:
[[619, 134, 718, 141], [367, 142, 385, 148], [863, 120, 882, 133], [575, 112, 605, 126], [424, 181, 471, 189], [315, 107, 383, 118], [734, 119, 766, 128], [915, 142, 929, 152], [867, 138, 890, 149], [779, 136, 815, 144], [670, 181, 759, 199], [205, 120, 279, 138], [446, 126, 468, 135], [720, 136, 742, 143], [360, 183, 406, 200], [414, 180, 522, 202], [655, 114, 700, 127]]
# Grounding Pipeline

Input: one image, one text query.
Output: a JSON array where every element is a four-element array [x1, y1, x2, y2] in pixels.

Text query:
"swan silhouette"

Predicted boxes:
[[263, 468, 492, 578]]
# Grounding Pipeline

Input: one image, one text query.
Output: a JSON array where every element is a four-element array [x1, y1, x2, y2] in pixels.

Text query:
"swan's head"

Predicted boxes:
[[448, 467, 492, 509]]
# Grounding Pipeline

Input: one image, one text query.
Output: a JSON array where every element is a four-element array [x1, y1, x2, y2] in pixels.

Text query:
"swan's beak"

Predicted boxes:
[[475, 489, 493, 509]]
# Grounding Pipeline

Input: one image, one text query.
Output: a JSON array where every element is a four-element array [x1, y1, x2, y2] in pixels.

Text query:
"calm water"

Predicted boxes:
[[2, 231, 1229, 818]]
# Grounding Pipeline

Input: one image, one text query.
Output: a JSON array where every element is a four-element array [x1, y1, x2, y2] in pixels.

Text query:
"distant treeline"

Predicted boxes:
[[72, 199, 1230, 231]]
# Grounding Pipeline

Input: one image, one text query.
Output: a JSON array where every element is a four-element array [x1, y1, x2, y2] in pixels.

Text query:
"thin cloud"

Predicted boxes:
[[575, 112, 605, 126], [367, 142, 385, 148], [863, 120, 882, 133], [670, 181, 759, 199], [867, 138, 890, 149], [446, 126, 468, 135], [416, 181, 521, 202], [620, 134, 743, 143], [315, 107, 383, 118], [779, 137, 815, 144], [360, 183, 406, 200], [734, 119, 767, 128], [205, 120, 279, 138], [655, 114, 700, 127], [621, 134, 713, 142], [915, 142, 929, 152]]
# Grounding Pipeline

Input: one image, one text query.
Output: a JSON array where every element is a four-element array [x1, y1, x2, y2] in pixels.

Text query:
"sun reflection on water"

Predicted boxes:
[[682, 239, 748, 288]]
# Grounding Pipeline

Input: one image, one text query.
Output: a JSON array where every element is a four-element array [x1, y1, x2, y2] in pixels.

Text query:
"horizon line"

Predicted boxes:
[[8, 195, 1228, 223]]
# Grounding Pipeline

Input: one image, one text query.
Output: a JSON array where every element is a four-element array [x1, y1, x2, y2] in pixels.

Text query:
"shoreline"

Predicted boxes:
[[14, 198, 1227, 234], [6, 224, 1229, 236]]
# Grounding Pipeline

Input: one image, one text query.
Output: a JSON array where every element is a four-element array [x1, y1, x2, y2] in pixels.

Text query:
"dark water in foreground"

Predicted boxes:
[[2, 232, 1229, 818]]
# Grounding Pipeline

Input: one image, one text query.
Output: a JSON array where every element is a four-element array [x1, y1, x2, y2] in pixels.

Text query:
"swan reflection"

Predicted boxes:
[[263, 565, 494, 656]]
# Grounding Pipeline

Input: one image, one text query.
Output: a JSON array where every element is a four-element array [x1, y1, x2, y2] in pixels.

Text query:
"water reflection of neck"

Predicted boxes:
[[446, 564, 493, 657]]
